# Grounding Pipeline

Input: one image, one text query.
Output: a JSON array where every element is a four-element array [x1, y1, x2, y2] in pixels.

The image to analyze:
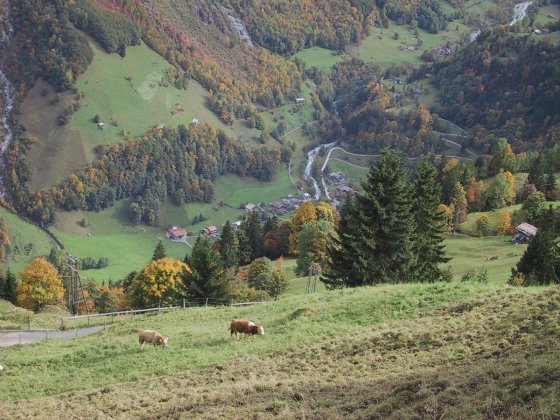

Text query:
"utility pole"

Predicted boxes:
[[306, 262, 322, 294], [63, 255, 88, 315]]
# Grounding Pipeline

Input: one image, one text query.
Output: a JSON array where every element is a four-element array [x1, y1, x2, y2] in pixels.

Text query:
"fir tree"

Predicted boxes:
[[358, 149, 416, 283], [3, 269, 18, 304], [219, 220, 239, 269], [0, 272, 5, 299], [243, 211, 264, 262], [152, 240, 167, 261], [323, 149, 417, 286], [511, 207, 559, 285], [321, 196, 368, 288], [410, 157, 450, 281], [186, 237, 226, 299]]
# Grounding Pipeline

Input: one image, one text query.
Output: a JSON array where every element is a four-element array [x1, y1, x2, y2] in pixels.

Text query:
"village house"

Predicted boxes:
[[336, 185, 355, 197], [232, 220, 243, 229], [295, 97, 306, 105], [191, 119, 200, 126], [244, 203, 258, 212], [165, 226, 188, 240], [328, 171, 345, 183], [269, 201, 286, 213], [512, 222, 538, 244], [200, 225, 218, 238]]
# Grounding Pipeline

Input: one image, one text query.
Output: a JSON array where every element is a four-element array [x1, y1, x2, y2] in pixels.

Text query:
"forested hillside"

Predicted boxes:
[[431, 28, 560, 152], [5, 123, 288, 225]]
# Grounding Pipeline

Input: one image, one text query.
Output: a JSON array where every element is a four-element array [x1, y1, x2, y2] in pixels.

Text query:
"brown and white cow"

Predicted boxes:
[[230, 319, 265, 340], [138, 329, 168, 349]]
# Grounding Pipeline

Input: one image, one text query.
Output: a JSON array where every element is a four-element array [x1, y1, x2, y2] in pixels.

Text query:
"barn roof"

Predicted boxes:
[[516, 222, 538, 237]]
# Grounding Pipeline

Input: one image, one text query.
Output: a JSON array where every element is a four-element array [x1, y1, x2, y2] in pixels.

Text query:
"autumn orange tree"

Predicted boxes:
[[17, 258, 65, 311], [127, 257, 191, 308]]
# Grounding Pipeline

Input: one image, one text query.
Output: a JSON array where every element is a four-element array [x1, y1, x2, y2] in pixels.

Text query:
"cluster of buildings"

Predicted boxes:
[[433, 45, 453, 57]]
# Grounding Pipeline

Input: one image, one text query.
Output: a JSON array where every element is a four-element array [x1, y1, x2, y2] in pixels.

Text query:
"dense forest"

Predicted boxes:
[[314, 59, 439, 155], [226, 0, 452, 55], [4, 124, 288, 226], [431, 28, 560, 153]]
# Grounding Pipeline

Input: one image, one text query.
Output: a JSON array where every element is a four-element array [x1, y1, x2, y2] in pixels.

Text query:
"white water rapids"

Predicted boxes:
[[0, 0, 14, 197], [470, 1, 534, 42], [304, 142, 336, 200], [510, 1, 534, 26], [221, 6, 253, 47]]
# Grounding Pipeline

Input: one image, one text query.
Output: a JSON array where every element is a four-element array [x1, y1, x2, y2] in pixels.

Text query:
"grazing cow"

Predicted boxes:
[[138, 329, 168, 349], [230, 319, 265, 340], [0, 363, 3, 372]]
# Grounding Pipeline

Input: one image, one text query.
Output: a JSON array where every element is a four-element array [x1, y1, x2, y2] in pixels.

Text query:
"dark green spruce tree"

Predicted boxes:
[[218, 220, 239, 269], [3, 268, 18, 304], [186, 236, 227, 299], [152, 240, 167, 261], [242, 211, 264, 262], [358, 149, 416, 283], [511, 206, 559, 285], [0, 272, 5, 299], [410, 156, 450, 281], [323, 149, 417, 286], [321, 196, 369, 288]]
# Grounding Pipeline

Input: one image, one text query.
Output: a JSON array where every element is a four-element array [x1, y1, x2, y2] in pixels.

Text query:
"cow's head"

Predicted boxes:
[[158, 336, 169, 347], [252, 325, 264, 336]]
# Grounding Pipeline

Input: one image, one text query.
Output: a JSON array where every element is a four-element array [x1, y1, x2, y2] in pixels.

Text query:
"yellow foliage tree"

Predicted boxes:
[[438, 204, 454, 233], [17, 258, 65, 311], [289, 201, 317, 254], [315, 201, 339, 226], [496, 211, 512, 235], [128, 257, 191, 308], [503, 171, 516, 205]]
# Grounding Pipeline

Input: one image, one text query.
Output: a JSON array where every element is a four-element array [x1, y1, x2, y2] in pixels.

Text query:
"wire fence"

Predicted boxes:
[[59, 298, 269, 330]]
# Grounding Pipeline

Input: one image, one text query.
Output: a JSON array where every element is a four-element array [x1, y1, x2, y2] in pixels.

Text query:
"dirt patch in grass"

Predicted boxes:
[[20, 79, 89, 191]]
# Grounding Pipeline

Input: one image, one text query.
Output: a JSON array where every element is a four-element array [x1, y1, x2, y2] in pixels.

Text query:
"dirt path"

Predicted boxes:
[[0, 326, 104, 347]]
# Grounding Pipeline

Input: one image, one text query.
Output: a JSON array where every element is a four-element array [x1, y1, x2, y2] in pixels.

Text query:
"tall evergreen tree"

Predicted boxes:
[[410, 157, 450, 281], [511, 207, 559, 285], [358, 149, 416, 283], [322, 149, 417, 286], [3, 269, 18, 304], [0, 272, 5, 299], [243, 211, 264, 262], [152, 240, 167, 261], [321, 196, 368, 288], [219, 220, 239, 269], [186, 237, 227, 299]]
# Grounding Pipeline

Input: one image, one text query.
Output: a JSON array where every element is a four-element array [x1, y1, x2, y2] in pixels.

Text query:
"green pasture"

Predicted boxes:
[[534, 4, 560, 26], [443, 233, 526, 283], [21, 39, 260, 191], [261, 80, 316, 132], [72, 40, 260, 151], [348, 19, 466, 66], [0, 207, 57, 275], [48, 170, 296, 282], [292, 47, 347, 73], [0, 280, 496, 401]]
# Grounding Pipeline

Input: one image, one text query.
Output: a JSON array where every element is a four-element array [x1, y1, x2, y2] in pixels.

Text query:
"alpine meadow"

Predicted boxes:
[[0, 0, 559, 418]]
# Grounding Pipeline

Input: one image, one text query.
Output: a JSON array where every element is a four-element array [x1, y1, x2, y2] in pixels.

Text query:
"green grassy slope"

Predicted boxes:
[[49, 172, 296, 282], [21, 40, 261, 191], [0, 207, 57, 275], [1, 284, 558, 418], [292, 47, 347, 73]]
